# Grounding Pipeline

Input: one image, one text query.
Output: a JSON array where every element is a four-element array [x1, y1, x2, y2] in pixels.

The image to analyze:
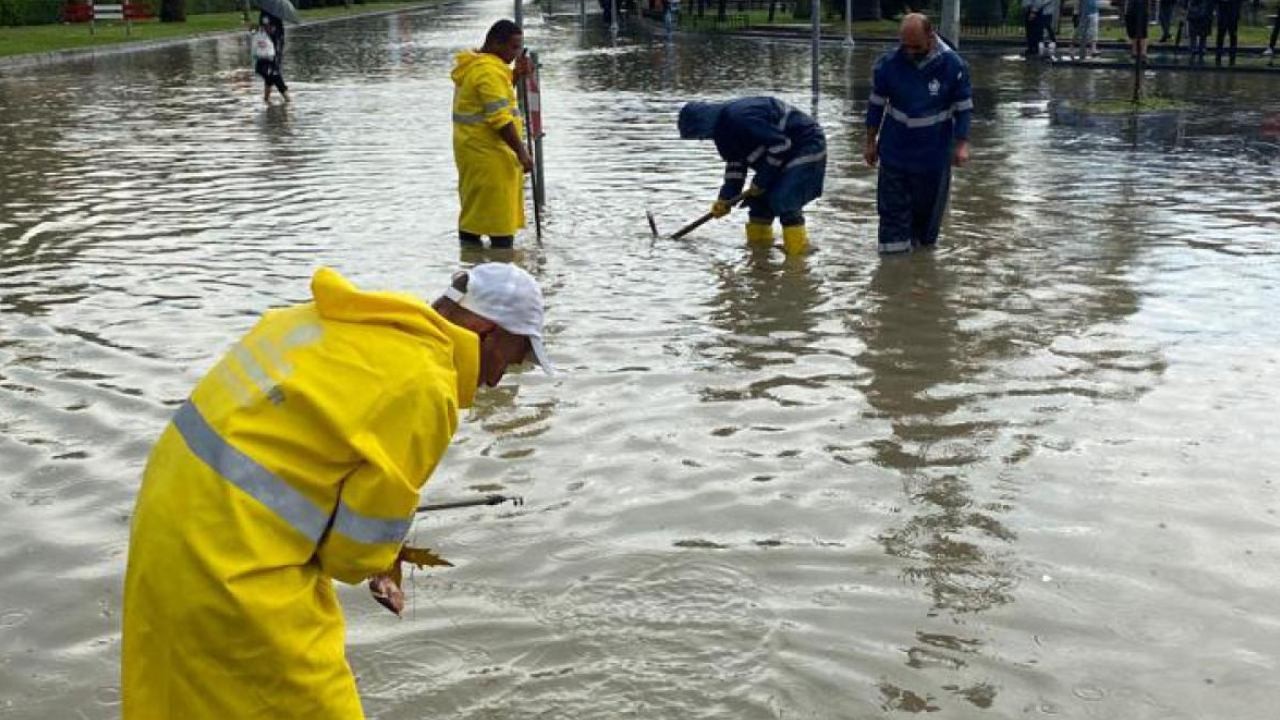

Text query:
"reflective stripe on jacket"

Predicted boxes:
[[122, 267, 479, 719], [867, 41, 973, 173]]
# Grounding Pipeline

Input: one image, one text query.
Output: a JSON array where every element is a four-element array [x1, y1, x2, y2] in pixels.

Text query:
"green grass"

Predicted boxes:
[[0, 1, 430, 59]]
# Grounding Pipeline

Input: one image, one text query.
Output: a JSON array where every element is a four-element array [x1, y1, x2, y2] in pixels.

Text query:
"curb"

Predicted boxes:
[[706, 26, 1280, 74], [0, 1, 445, 72]]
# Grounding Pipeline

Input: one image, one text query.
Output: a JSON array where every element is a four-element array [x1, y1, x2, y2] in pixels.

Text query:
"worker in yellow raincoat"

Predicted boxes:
[[452, 19, 533, 249], [122, 263, 552, 719]]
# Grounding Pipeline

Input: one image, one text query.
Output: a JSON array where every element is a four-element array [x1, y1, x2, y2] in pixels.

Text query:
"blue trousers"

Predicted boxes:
[[876, 163, 951, 254], [746, 138, 827, 226]]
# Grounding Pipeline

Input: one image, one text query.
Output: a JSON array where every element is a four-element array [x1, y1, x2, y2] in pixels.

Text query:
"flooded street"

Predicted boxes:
[[2, 1, 1280, 717]]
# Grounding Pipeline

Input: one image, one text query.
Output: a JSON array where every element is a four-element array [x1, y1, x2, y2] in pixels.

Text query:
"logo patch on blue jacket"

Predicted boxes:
[[928, 79, 940, 96]]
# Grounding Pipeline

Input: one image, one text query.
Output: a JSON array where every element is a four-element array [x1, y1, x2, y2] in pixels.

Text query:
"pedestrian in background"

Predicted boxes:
[[253, 10, 288, 104], [1266, 0, 1280, 55], [1073, 0, 1101, 58], [1187, 0, 1215, 57], [1125, 0, 1150, 60], [451, 20, 534, 249], [865, 13, 972, 255], [1214, 0, 1244, 64], [1159, 0, 1177, 40]]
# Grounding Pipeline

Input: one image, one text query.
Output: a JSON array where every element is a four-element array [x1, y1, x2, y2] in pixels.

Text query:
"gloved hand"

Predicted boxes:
[[744, 184, 765, 198], [710, 199, 732, 218]]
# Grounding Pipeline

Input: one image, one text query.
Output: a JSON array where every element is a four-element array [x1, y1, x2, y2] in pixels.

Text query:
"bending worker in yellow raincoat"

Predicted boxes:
[[122, 263, 552, 718], [452, 19, 534, 249]]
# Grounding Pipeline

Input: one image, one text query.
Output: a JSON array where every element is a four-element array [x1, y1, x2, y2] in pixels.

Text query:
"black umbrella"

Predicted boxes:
[[253, 0, 300, 24]]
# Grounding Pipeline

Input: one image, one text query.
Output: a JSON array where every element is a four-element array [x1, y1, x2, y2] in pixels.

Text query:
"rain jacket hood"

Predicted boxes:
[[678, 101, 725, 139], [311, 268, 479, 408], [451, 49, 509, 85]]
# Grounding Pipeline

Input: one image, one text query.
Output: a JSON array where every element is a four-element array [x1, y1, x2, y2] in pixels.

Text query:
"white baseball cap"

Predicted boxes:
[[443, 263, 553, 374]]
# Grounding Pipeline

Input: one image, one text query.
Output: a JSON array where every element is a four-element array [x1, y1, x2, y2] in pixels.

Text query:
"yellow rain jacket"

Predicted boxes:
[[452, 50, 525, 237], [122, 268, 479, 719]]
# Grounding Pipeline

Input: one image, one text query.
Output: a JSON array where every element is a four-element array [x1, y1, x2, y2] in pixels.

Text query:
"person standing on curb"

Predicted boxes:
[[1214, 0, 1244, 64], [865, 13, 972, 256], [1159, 0, 1178, 42], [451, 20, 534, 250], [1125, 0, 1151, 60], [1187, 0, 1215, 58], [1266, 0, 1280, 55], [1073, 0, 1101, 59], [122, 263, 553, 719]]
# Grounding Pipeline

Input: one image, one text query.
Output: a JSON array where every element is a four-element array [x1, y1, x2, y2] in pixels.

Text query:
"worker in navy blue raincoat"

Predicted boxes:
[[678, 97, 827, 255], [865, 14, 972, 255]]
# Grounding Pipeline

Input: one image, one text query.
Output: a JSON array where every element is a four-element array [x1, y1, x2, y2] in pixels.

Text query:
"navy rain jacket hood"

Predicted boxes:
[[678, 102, 725, 139]]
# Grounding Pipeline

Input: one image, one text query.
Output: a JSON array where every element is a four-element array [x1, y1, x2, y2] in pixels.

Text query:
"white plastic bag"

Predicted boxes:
[[251, 30, 276, 61]]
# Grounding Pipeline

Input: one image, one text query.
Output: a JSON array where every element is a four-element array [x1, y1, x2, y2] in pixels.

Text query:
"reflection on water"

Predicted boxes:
[[3, 1, 1280, 718]]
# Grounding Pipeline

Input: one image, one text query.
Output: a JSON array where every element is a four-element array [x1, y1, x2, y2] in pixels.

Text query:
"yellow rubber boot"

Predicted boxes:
[[745, 220, 774, 248], [782, 224, 809, 255]]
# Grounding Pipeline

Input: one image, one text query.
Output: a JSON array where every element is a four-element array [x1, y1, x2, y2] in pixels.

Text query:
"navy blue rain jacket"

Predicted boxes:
[[679, 97, 826, 206], [866, 41, 973, 173]]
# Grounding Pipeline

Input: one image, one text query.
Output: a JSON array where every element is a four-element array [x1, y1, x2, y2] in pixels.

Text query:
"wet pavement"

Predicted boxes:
[[1, 2, 1279, 717]]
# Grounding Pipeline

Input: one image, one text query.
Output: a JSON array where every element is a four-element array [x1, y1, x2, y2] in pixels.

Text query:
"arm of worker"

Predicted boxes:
[[500, 122, 535, 173], [316, 380, 456, 584], [865, 59, 890, 167], [718, 160, 747, 201], [950, 59, 974, 167], [478, 71, 534, 173]]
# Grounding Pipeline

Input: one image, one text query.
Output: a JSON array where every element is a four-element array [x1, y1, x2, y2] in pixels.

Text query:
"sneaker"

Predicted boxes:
[[1264, 47, 1274, 56]]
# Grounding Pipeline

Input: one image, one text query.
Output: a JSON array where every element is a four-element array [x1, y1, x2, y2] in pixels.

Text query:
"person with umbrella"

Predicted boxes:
[[252, 0, 298, 104]]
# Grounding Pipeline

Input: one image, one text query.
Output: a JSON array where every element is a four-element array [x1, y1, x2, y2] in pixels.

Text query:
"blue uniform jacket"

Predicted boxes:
[[866, 41, 973, 173], [679, 97, 827, 203]]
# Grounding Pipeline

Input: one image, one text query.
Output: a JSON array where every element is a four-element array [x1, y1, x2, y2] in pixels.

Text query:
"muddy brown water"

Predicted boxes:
[[2, 2, 1279, 718]]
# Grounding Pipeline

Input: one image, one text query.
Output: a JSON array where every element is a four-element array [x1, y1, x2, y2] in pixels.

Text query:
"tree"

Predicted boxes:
[[160, 0, 186, 22], [852, 0, 881, 21]]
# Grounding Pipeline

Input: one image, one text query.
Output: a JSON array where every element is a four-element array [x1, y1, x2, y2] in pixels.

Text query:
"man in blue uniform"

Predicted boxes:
[[865, 14, 972, 255], [678, 96, 827, 256]]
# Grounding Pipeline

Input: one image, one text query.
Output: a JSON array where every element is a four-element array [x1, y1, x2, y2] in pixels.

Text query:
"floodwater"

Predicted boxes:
[[2, 2, 1279, 718]]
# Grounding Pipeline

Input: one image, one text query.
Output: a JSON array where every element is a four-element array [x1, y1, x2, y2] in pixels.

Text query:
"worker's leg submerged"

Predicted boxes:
[[876, 165, 914, 254], [911, 166, 952, 249]]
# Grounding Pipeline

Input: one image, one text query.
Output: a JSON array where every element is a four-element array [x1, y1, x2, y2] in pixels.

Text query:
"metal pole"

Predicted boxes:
[[580, 0, 586, 26], [611, 0, 619, 36], [531, 51, 546, 210], [941, 0, 960, 49], [844, 0, 853, 47], [515, 0, 523, 27], [416, 494, 523, 513], [811, 0, 821, 101]]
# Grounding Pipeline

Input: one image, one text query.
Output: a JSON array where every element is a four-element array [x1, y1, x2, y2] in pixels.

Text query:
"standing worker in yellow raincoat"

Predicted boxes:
[[452, 19, 534, 249], [122, 263, 552, 719]]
